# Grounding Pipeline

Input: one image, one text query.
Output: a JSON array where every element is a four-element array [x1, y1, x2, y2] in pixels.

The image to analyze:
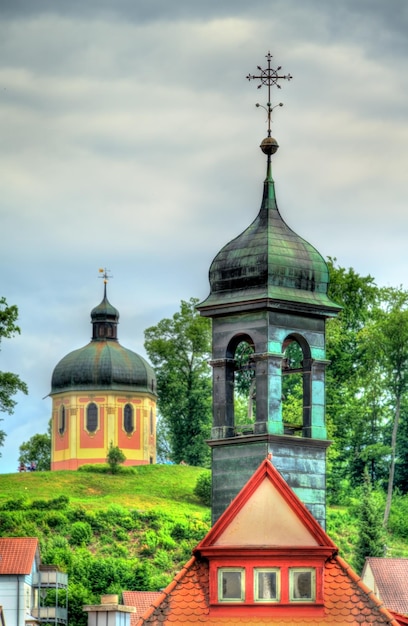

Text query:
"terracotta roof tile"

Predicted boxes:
[[123, 592, 162, 626], [364, 558, 408, 615], [137, 555, 402, 625], [0, 538, 38, 575]]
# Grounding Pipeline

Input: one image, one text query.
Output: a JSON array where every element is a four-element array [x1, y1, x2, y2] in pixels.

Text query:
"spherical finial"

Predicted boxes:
[[260, 136, 279, 155]]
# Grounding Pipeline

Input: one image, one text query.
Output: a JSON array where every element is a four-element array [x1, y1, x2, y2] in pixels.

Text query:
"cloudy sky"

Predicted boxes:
[[1, 0, 408, 473]]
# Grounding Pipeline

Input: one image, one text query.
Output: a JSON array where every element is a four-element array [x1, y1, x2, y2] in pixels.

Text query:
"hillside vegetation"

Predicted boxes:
[[0, 465, 211, 626], [1, 465, 408, 626]]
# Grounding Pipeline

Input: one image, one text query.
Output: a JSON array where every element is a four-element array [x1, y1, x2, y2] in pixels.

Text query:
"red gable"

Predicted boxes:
[[196, 459, 336, 555]]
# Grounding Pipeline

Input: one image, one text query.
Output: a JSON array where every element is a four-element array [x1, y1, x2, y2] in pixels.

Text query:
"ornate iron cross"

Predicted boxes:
[[246, 52, 292, 136]]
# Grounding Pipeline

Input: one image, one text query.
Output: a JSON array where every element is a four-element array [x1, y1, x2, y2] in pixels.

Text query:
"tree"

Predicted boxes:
[[106, 442, 126, 474], [354, 470, 385, 574], [325, 259, 380, 496], [0, 297, 28, 454], [144, 298, 212, 467], [19, 430, 51, 471], [359, 287, 408, 526]]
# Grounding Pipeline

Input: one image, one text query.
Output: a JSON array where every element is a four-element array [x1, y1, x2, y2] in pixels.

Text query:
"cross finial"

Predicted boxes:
[[246, 52, 292, 137], [98, 267, 113, 285]]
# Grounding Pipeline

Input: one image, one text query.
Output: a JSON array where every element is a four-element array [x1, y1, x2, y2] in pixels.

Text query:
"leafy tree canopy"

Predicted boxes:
[[144, 298, 212, 467], [0, 297, 28, 456], [19, 430, 51, 471]]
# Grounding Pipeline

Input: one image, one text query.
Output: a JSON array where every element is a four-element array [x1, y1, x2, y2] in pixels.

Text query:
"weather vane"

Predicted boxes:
[[98, 268, 113, 284], [246, 52, 292, 138]]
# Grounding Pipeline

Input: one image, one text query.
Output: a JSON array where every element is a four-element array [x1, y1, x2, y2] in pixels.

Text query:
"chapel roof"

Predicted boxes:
[[50, 283, 156, 395]]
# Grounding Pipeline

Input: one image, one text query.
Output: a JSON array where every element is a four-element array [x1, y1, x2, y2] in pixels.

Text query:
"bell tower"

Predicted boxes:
[[197, 53, 340, 528]]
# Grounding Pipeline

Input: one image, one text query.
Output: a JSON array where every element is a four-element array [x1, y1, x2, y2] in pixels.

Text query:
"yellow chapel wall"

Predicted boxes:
[[51, 390, 156, 470]]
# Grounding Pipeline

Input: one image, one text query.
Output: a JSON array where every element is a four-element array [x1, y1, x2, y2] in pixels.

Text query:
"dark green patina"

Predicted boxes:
[[198, 147, 340, 529], [200, 160, 335, 313], [51, 287, 155, 395]]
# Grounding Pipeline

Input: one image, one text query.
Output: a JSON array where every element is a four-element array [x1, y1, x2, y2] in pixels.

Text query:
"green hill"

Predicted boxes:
[[0, 465, 211, 626], [0, 464, 209, 516]]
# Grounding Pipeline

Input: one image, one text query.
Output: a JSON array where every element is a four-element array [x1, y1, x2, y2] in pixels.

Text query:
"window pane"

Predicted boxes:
[[218, 569, 244, 601], [124, 404, 134, 434], [59, 405, 66, 435], [255, 569, 279, 601], [290, 569, 315, 601], [87, 403, 98, 433]]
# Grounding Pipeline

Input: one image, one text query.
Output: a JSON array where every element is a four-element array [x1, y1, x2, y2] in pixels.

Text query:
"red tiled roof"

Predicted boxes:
[[137, 555, 400, 625], [123, 591, 162, 626], [363, 558, 408, 615], [0, 538, 39, 575], [134, 460, 402, 624]]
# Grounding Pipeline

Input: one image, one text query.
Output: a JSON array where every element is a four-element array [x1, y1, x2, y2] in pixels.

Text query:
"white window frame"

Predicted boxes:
[[289, 567, 316, 602], [218, 567, 245, 602], [254, 567, 280, 602]]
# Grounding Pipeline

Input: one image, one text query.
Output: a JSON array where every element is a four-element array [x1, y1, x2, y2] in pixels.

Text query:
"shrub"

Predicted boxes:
[[0, 497, 27, 511], [67, 507, 88, 523], [49, 495, 70, 509], [171, 521, 188, 541], [69, 521, 93, 547], [154, 549, 172, 570], [30, 499, 49, 510], [115, 528, 129, 542], [106, 443, 126, 474], [44, 511, 69, 531], [194, 471, 211, 506]]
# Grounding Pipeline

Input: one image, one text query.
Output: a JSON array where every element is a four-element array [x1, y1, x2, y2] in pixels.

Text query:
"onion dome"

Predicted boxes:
[[199, 145, 338, 315], [50, 284, 156, 395]]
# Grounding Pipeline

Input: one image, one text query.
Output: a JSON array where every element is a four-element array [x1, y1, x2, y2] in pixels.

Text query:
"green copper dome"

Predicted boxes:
[[199, 159, 338, 314], [50, 286, 156, 395]]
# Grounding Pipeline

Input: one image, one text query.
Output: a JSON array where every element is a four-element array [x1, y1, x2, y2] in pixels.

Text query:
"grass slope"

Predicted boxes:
[[0, 465, 209, 517]]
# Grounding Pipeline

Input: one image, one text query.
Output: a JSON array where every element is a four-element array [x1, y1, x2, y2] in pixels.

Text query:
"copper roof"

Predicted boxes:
[[199, 164, 340, 316], [0, 537, 39, 574]]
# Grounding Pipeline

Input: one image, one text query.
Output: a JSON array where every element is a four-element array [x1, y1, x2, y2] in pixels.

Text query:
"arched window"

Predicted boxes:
[[234, 339, 256, 432], [123, 403, 134, 434], [59, 405, 66, 435], [86, 402, 98, 433], [150, 407, 154, 435], [281, 336, 312, 437]]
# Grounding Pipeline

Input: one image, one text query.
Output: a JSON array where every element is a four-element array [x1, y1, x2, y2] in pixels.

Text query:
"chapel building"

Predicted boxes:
[[49, 275, 157, 470]]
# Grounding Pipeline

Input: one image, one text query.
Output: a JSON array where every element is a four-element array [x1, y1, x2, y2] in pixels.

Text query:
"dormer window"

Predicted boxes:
[[254, 568, 280, 602], [214, 564, 319, 607], [289, 567, 316, 602], [218, 568, 245, 602]]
